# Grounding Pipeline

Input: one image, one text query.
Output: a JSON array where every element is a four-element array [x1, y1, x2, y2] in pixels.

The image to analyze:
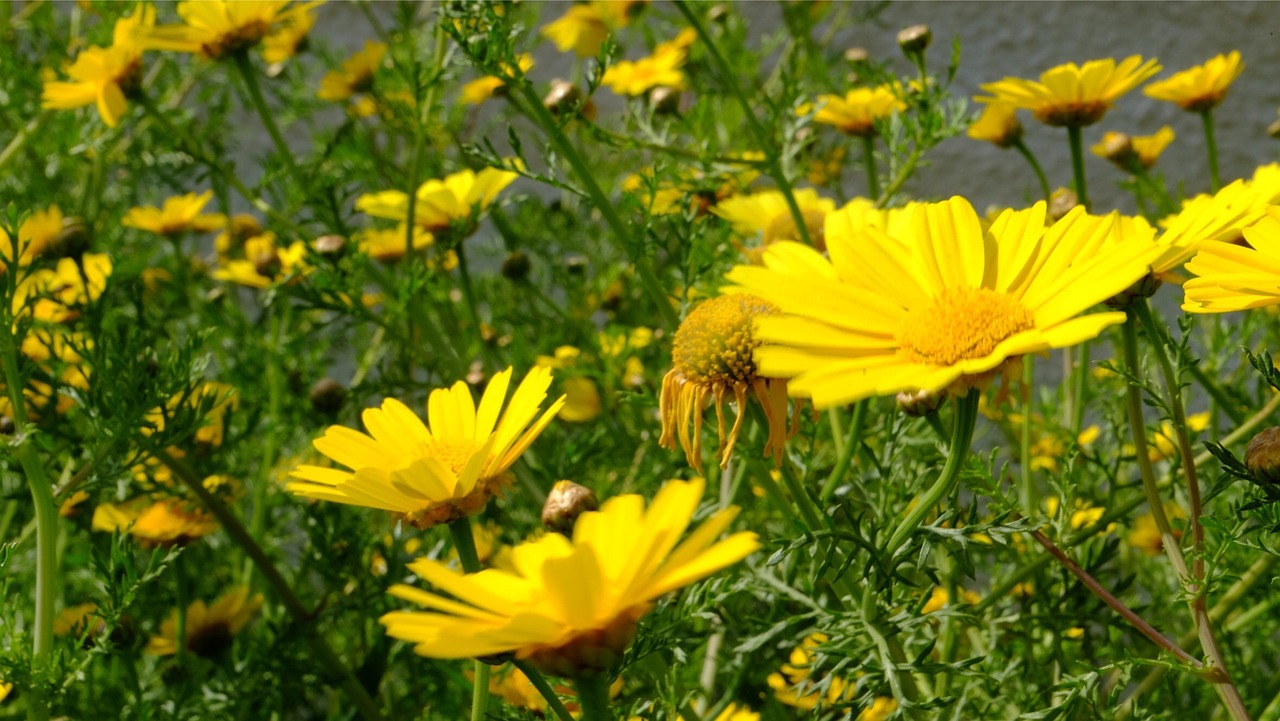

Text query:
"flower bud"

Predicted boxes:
[[843, 47, 869, 64], [252, 251, 282, 279], [501, 251, 531, 281], [897, 25, 932, 56], [1245, 427, 1280, 484], [563, 254, 589, 275], [544, 80, 597, 121], [313, 234, 347, 259], [309, 377, 347, 416], [1047, 188, 1079, 223], [542, 480, 599, 535], [0, 416, 14, 435], [1094, 131, 1138, 169], [896, 388, 945, 417], [52, 216, 92, 259], [1268, 118, 1280, 140], [649, 86, 683, 116]]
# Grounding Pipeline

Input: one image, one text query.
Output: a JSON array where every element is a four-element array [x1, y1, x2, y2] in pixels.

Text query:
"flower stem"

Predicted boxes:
[[673, 0, 814, 248], [448, 518, 490, 721], [174, 551, 188, 666], [862, 134, 880, 201], [572, 674, 613, 721], [155, 450, 383, 721], [512, 659, 576, 721], [1067, 124, 1089, 211], [1012, 138, 1051, 203], [1131, 300, 1250, 719], [2, 334, 56, 721], [232, 51, 305, 192], [884, 389, 980, 557], [1072, 339, 1090, 435], [820, 399, 867, 503], [1020, 355, 1035, 518], [1201, 109, 1221, 192]]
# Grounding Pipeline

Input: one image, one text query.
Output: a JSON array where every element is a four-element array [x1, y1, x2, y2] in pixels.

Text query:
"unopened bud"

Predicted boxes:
[[649, 86, 683, 116], [501, 251, 531, 281], [1095, 131, 1138, 169], [843, 47, 869, 64], [564, 254, 589, 275], [542, 480, 599, 535], [897, 388, 945, 417], [1245, 427, 1280, 484], [1047, 188, 1079, 223], [0, 416, 14, 435], [313, 234, 347, 258], [53, 216, 92, 259], [706, 3, 730, 23], [1269, 118, 1280, 140], [252, 251, 282, 279], [897, 24, 932, 56], [309, 377, 347, 416], [544, 80, 597, 121]]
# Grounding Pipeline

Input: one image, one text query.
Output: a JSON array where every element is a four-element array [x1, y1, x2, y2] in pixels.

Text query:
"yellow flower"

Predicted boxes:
[[356, 225, 435, 263], [380, 478, 758, 676], [714, 704, 761, 721], [132, 1, 322, 60], [659, 294, 802, 471], [979, 56, 1161, 127], [460, 54, 534, 106], [483, 666, 623, 716], [1148, 412, 1210, 462], [14, 254, 112, 322], [0, 681, 10, 703], [726, 197, 1160, 408], [1, 204, 65, 268], [558, 376, 602, 423], [921, 586, 949, 614], [260, 2, 317, 64], [211, 233, 310, 288], [356, 166, 519, 233], [214, 213, 263, 256], [1128, 504, 1185, 556], [767, 634, 853, 710], [1144, 52, 1244, 112], [1184, 207, 1280, 312], [1044, 496, 1108, 531], [146, 587, 264, 657], [42, 5, 154, 127], [968, 101, 1023, 148], [601, 35, 691, 96], [143, 382, 238, 448], [1091, 127, 1175, 171], [804, 85, 904, 136], [54, 603, 105, 637], [92, 498, 219, 546], [288, 367, 565, 529], [122, 190, 226, 237], [317, 39, 387, 102], [540, 1, 643, 58], [859, 698, 899, 721], [712, 188, 835, 254]]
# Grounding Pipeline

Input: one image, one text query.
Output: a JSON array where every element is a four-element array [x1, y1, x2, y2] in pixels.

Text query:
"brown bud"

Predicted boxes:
[[843, 47, 870, 64], [1246, 427, 1280, 484], [544, 80, 596, 121], [501, 251, 531, 281], [225, 214, 263, 249], [896, 388, 945, 417], [52, 216, 92, 258], [897, 24, 932, 55], [706, 3, 730, 23], [0, 416, 14, 435], [1047, 188, 1079, 223], [563, 254, 589, 275], [313, 234, 347, 258], [252, 251, 282, 279], [542, 480, 599, 535], [1269, 118, 1280, 140], [1096, 131, 1139, 170], [649, 86, 683, 116], [1104, 273, 1163, 309], [309, 377, 347, 416]]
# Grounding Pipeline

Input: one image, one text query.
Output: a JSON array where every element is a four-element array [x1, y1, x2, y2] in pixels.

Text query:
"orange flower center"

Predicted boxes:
[[898, 287, 1034, 366], [672, 294, 780, 386], [1036, 101, 1109, 127], [416, 438, 482, 476]]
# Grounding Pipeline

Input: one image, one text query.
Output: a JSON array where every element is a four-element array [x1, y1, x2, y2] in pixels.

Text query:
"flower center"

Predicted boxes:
[[415, 438, 482, 476], [898, 287, 1035, 366], [763, 208, 827, 250], [672, 294, 780, 386], [1036, 101, 1109, 127]]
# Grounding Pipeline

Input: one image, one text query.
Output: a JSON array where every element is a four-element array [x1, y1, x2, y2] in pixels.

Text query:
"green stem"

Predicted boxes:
[[174, 551, 188, 666], [1072, 340, 1089, 435], [820, 400, 866, 503], [672, 0, 814, 248], [155, 450, 383, 721], [232, 51, 305, 191], [571, 675, 613, 721], [511, 659, 576, 721], [508, 81, 678, 330], [876, 147, 923, 209], [862, 134, 880, 201], [3, 337, 56, 721], [0, 111, 50, 174], [246, 305, 287, 584], [884, 390, 980, 557], [1012, 139, 1052, 203], [1020, 356, 1035, 518], [1066, 124, 1089, 211], [1201, 109, 1221, 192], [448, 518, 490, 721], [859, 584, 920, 714]]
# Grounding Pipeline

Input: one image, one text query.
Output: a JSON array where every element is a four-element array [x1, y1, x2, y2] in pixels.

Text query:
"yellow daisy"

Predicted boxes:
[[317, 39, 387, 102], [13, 254, 113, 323], [540, 1, 643, 58], [54, 603, 105, 638], [967, 100, 1023, 148], [41, 4, 154, 128], [356, 225, 435, 263], [767, 634, 854, 711], [1144, 51, 1244, 112], [211, 232, 310, 289], [1092, 126, 1175, 170], [356, 166, 519, 234], [121, 190, 226, 237], [132, 1, 322, 60], [1183, 209, 1280, 312], [146, 587, 264, 658], [601, 31, 694, 97], [483, 666, 623, 715], [1128, 504, 1184, 556], [92, 498, 219, 546], [260, 2, 317, 64], [712, 188, 835, 254], [380, 478, 758, 676], [725, 197, 1161, 408], [1, 204, 65, 268], [804, 85, 904, 137], [460, 54, 534, 106], [288, 367, 565, 529], [979, 56, 1161, 127], [659, 294, 802, 471], [0, 681, 10, 703]]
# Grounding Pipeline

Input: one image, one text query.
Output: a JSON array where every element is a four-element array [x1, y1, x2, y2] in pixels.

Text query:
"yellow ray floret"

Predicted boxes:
[[979, 56, 1161, 127], [356, 166, 519, 233], [1183, 207, 1280, 313], [288, 367, 565, 529], [146, 586, 263, 658], [380, 478, 758, 675], [726, 197, 1162, 408], [132, 1, 323, 60], [1144, 51, 1244, 112]]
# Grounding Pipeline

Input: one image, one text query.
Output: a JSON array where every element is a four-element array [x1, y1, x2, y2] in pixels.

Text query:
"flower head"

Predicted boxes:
[[356, 166, 519, 234], [1144, 51, 1243, 112], [261, 2, 317, 64], [132, 1, 321, 60], [380, 478, 758, 676], [289, 367, 565, 529], [460, 54, 533, 106], [1183, 208, 1280, 312], [92, 498, 219, 547], [712, 188, 835, 255], [726, 197, 1161, 407], [601, 30, 694, 97], [42, 5, 154, 127], [1, 205, 66, 269], [146, 587, 263, 658], [979, 56, 1161, 127], [356, 225, 434, 263], [211, 232, 310, 288], [1092, 126, 1174, 170], [804, 85, 904, 136], [122, 191, 226, 237], [767, 634, 855, 710], [318, 39, 387, 102], [660, 294, 801, 470], [967, 101, 1022, 148], [540, 1, 643, 58]]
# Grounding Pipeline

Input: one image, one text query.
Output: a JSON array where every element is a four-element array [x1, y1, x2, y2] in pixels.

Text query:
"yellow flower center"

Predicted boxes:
[[898, 287, 1034, 366], [416, 438, 482, 476], [672, 294, 780, 386], [763, 208, 827, 250]]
